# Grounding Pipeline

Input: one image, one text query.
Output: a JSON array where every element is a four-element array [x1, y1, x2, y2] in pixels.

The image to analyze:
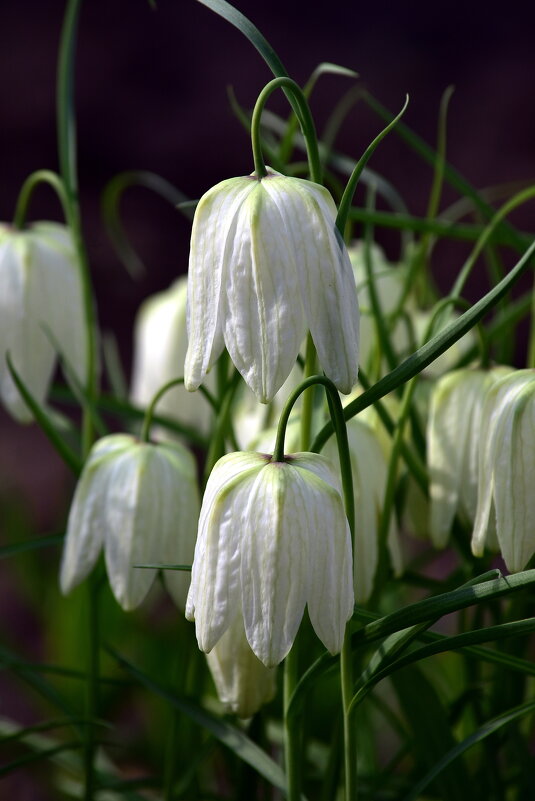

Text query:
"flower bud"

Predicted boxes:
[[60, 434, 199, 610], [131, 277, 214, 437], [0, 222, 87, 422], [185, 168, 360, 403], [471, 370, 535, 572], [206, 615, 277, 718], [186, 451, 354, 667]]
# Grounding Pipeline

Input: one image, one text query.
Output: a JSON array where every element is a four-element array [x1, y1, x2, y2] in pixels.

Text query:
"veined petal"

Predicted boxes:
[[58, 436, 133, 594], [157, 441, 200, 609], [241, 462, 310, 667], [185, 177, 257, 391], [186, 451, 266, 651], [206, 613, 277, 718], [298, 466, 353, 654], [222, 179, 305, 402], [493, 380, 535, 571], [263, 177, 359, 394]]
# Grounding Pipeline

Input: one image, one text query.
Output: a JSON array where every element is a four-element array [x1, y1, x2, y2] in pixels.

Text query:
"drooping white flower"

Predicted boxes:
[[0, 222, 87, 422], [186, 451, 354, 667], [471, 370, 535, 572], [60, 434, 199, 611], [325, 416, 402, 602], [428, 366, 512, 548], [185, 168, 360, 403], [131, 277, 214, 437], [206, 614, 277, 718]]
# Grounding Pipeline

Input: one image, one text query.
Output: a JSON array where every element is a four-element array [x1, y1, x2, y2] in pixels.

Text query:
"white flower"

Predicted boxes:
[[349, 241, 408, 371], [186, 451, 354, 667], [60, 434, 199, 611], [185, 167, 360, 403], [428, 367, 512, 547], [206, 614, 277, 718], [131, 277, 214, 437], [471, 370, 535, 572], [0, 222, 87, 422], [325, 417, 402, 602]]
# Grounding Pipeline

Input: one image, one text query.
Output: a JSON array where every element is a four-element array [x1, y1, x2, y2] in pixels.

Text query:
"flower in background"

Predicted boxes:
[[185, 167, 360, 403], [131, 277, 214, 437], [428, 366, 512, 548], [472, 370, 535, 572], [186, 450, 353, 667], [60, 434, 199, 611], [206, 614, 277, 718], [325, 416, 403, 602], [0, 222, 87, 422]]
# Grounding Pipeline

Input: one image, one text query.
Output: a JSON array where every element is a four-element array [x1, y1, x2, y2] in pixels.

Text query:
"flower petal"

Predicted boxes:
[[186, 451, 266, 651], [263, 177, 359, 394], [185, 177, 256, 391], [222, 180, 305, 402]]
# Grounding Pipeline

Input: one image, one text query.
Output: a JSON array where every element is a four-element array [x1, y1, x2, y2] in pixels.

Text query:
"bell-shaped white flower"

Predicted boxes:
[[186, 451, 354, 667], [471, 370, 535, 572], [325, 417, 402, 602], [0, 222, 87, 422], [60, 433, 199, 611], [206, 614, 277, 718], [131, 277, 214, 437], [428, 366, 512, 548], [185, 168, 360, 403]]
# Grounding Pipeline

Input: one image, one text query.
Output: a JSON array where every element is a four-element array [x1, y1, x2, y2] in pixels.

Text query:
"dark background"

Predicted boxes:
[[1, 0, 534, 524]]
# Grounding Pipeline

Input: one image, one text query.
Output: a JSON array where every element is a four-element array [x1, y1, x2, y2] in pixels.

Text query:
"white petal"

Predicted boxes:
[[131, 278, 215, 436], [494, 382, 535, 571], [222, 181, 305, 402], [59, 436, 134, 594], [185, 177, 256, 391], [241, 462, 310, 667], [206, 613, 277, 718], [157, 441, 200, 609], [263, 177, 360, 394], [186, 452, 266, 651], [298, 466, 354, 654]]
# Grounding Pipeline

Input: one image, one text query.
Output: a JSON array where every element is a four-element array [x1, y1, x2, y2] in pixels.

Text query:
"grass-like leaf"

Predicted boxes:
[[402, 698, 535, 801], [0, 533, 64, 559], [107, 645, 293, 797]]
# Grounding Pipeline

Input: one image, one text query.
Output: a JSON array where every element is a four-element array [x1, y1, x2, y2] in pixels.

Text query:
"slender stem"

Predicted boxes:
[[57, 4, 100, 800], [140, 377, 185, 442], [84, 573, 99, 801], [12, 170, 70, 229], [283, 644, 301, 801], [250, 76, 322, 183], [299, 334, 317, 451], [340, 629, 357, 801]]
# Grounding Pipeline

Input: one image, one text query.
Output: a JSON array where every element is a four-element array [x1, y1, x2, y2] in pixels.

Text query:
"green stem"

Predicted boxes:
[[83, 573, 99, 801], [283, 645, 301, 801], [299, 334, 317, 451], [140, 377, 185, 442], [12, 170, 70, 229], [57, 5, 100, 801], [274, 373, 357, 801], [250, 77, 322, 183]]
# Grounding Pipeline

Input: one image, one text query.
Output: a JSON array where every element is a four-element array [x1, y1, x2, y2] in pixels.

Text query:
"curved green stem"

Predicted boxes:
[[140, 378, 185, 442], [250, 76, 322, 183], [12, 170, 70, 229]]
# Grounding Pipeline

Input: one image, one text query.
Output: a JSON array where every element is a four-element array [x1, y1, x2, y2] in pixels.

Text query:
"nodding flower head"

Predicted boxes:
[[186, 450, 354, 668], [185, 168, 360, 403]]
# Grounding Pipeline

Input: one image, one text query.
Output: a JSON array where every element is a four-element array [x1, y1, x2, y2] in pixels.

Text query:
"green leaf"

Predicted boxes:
[[0, 740, 82, 778], [313, 234, 535, 450], [5, 354, 82, 475], [402, 699, 535, 801], [107, 646, 294, 797], [196, 0, 288, 79], [392, 666, 472, 801], [0, 533, 64, 559]]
